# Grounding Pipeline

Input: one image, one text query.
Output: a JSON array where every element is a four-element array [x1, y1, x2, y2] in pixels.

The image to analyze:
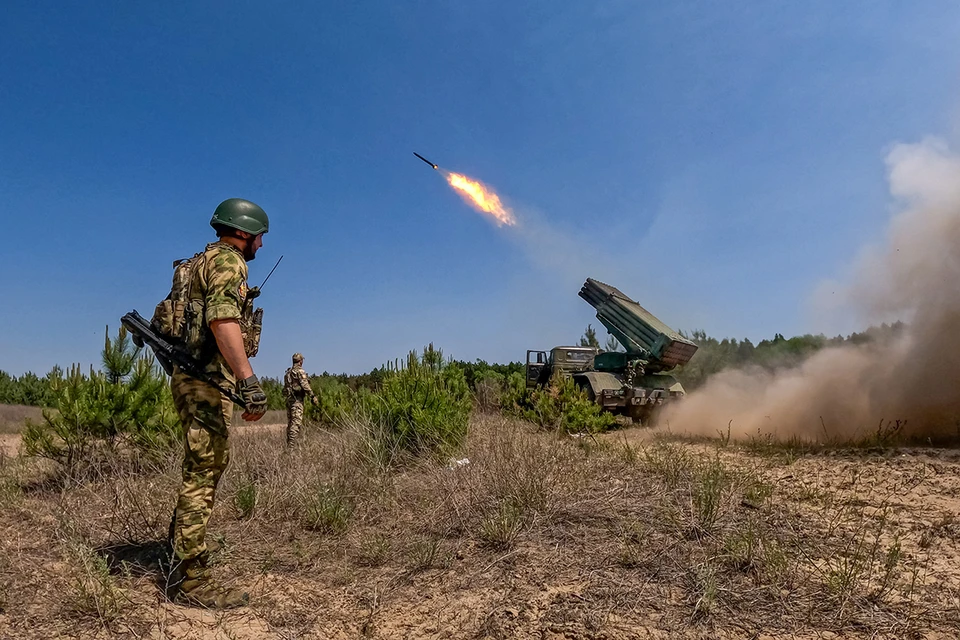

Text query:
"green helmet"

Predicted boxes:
[[210, 198, 269, 235]]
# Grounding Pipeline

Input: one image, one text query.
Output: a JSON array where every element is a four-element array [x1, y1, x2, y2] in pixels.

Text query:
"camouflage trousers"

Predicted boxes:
[[286, 397, 305, 446], [170, 371, 234, 561]]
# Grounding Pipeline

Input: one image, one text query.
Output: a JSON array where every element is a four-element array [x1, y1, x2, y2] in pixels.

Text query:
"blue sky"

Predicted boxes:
[[3, 2, 960, 377]]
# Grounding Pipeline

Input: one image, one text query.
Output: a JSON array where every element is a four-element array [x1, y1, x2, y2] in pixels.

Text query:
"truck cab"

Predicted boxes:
[[525, 346, 599, 388]]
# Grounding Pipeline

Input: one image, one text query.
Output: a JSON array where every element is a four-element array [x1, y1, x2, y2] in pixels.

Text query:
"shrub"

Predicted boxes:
[[505, 372, 616, 434], [365, 345, 472, 459], [354, 534, 391, 567], [260, 376, 286, 410], [302, 483, 353, 534], [406, 537, 444, 572], [22, 326, 179, 475], [233, 477, 258, 519], [61, 536, 124, 621], [479, 497, 526, 549], [501, 371, 530, 412], [692, 456, 728, 533], [344, 409, 399, 471], [307, 377, 360, 425]]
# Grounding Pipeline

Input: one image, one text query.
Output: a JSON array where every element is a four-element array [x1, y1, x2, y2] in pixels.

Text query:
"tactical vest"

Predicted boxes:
[[283, 367, 308, 398], [151, 249, 262, 361]]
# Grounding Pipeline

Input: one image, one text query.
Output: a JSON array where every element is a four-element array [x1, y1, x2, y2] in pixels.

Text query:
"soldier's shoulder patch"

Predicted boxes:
[[239, 281, 247, 300]]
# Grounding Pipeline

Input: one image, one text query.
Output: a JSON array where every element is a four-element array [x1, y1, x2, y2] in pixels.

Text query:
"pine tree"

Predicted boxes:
[[579, 324, 600, 348], [101, 325, 139, 385]]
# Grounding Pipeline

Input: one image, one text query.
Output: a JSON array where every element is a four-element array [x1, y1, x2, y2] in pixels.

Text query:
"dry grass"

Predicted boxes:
[[0, 413, 958, 638], [0, 403, 43, 434], [231, 408, 286, 427]]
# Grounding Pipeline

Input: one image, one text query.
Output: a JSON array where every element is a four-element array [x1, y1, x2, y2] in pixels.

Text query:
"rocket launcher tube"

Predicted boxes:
[[579, 278, 697, 369]]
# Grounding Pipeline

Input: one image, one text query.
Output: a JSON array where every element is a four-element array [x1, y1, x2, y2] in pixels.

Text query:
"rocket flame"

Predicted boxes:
[[445, 172, 517, 227]]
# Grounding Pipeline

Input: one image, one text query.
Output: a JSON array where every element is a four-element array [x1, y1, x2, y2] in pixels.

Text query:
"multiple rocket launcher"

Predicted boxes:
[[579, 278, 698, 371]]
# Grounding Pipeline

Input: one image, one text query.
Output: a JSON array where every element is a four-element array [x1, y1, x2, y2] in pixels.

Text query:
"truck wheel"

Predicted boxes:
[[629, 405, 651, 426], [574, 379, 596, 402]]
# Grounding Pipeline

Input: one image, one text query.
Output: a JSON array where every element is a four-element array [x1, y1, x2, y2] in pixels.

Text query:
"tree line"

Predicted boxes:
[[1, 322, 905, 408]]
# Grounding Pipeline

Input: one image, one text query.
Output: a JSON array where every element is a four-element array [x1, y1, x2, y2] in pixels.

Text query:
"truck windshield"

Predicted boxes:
[[565, 351, 593, 362]]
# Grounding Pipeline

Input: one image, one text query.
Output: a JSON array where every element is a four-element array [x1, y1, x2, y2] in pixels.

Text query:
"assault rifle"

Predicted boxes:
[[120, 310, 247, 409]]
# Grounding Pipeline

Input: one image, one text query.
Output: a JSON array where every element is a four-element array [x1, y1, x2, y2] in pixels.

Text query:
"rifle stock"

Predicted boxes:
[[120, 310, 247, 409]]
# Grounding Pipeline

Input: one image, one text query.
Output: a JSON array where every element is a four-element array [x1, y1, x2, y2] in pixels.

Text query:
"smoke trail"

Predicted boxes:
[[662, 138, 960, 441], [507, 207, 623, 289]]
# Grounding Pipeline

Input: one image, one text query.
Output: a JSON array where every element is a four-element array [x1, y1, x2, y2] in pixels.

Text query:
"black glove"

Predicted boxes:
[[238, 374, 267, 420]]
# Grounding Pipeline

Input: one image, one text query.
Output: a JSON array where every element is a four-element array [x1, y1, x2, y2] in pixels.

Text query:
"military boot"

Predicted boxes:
[[166, 556, 249, 609]]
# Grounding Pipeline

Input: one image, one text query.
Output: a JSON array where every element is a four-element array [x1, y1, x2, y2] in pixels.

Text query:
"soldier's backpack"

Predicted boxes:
[[150, 251, 263, 361], [151, 253, 207, 359], [283, 367, 308, 398]]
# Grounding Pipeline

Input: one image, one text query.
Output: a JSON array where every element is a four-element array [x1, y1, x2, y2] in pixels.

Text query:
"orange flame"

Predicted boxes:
[[445, 172, 517, 227]]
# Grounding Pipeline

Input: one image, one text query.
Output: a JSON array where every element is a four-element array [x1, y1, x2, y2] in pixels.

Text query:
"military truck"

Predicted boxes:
[[525, 278, 698, 424]]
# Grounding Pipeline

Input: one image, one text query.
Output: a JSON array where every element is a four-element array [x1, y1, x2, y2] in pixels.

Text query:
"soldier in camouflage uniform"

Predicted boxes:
[[283, 353, 318, 446], [163, 199, 270, 609]]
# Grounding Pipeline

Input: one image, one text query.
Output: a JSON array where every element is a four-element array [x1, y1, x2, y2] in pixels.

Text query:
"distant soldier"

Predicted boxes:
[[158, 198, 270, 609], [283, 352, 318, 445]]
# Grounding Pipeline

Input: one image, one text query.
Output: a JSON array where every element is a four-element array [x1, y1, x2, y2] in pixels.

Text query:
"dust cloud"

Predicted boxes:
[[662, 138, 960, 442]]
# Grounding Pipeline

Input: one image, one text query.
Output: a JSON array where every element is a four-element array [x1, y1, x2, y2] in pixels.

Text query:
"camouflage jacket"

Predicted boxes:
[[194, 241, 254, 381], [283, 365, 313, 400], [153, 241, 254, 382]]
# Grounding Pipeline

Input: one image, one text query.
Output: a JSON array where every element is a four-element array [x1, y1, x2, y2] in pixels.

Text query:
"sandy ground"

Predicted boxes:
[[2, 416, 960, 638], [0, 434, 19, 458]]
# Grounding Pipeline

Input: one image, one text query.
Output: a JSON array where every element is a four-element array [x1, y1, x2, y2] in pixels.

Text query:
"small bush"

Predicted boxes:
[[406, 537, 444, 572], [308, 377, 361, 425], [501, 371, 530, 412], [616, 521, 649, 568], [479, 498, 526, 549], [873, 537, 903, 601], [692, 563, 718, 620], [505, 372, 616, 434], [303, 484, 353, 534], [63, 539, 124, 622], [640, 441, 694, 488], [723, 520, 788, 581], [100, 474, 173, 542], [22, 327, 179, 476], [823, 506, 899, 611], [692, 456, 728, 533], [722, 520, 762, 572], [354, 534, 391, 567], [233, 478, 258, 519], [345, 410, 401, 471], [365, 345, 472, 460]]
